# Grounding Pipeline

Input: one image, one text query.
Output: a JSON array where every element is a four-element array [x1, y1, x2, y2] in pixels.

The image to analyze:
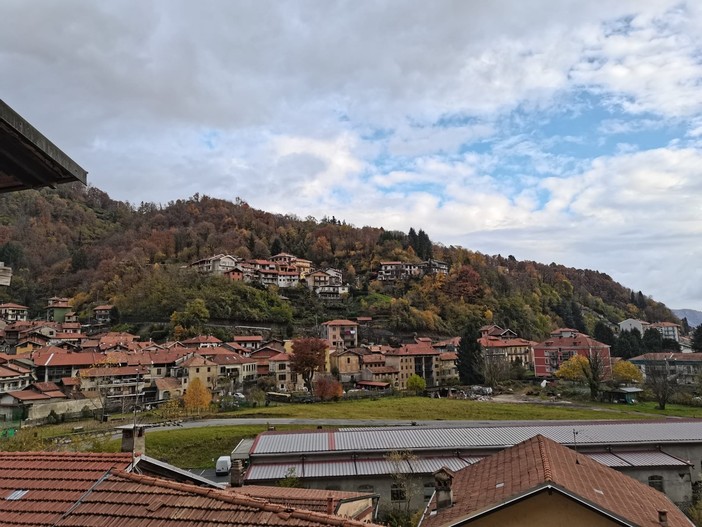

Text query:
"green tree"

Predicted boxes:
[[646, 361, 677, 410], [593, 321, 616, 346], [406, 374, 426, 395], [457, 319, 484, 385], [183, 377, 212, 415], [692, 325, 702, 352], [291, 338, 327, 393], [277, 467, 301, 488], [642, 328, 663, 353], [170, 298, 210, 338]]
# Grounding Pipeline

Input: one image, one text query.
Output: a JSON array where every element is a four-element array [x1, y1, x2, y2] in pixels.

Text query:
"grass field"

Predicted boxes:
[[229, 395, 664, 421]]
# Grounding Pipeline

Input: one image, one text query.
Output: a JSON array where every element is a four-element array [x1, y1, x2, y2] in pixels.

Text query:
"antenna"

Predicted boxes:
[[573, 429, 579, 464]]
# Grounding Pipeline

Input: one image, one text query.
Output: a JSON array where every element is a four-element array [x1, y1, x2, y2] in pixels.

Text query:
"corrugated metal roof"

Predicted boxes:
[[614, 451, 689, 467], [586, 452, 631, 467], [251, 421, 702, 455]]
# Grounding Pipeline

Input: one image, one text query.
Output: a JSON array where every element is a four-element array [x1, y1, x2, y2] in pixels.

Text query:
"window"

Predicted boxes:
[[156, 368, 162, 375], [196, 368, 200, 373], [391, 483, 406, 502], [648, 475, 664, 492], [424, 482, 435, 501]]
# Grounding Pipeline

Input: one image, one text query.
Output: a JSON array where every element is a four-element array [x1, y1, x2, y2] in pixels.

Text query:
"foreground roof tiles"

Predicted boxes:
[[52, 470, 380, 527], [420, 435, 692, 527]]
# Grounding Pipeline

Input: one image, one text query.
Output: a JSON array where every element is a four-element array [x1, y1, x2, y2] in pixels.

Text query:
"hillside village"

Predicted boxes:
[[0, 289, 695, 423]]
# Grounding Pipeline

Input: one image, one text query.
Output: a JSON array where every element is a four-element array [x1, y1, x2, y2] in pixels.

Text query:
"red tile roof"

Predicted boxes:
[[182, 335, 223, 344], [322, 319, 358, 326], [386, 342, 439, 356], [233, 485, 375, 517], [421, 434, 692, 527], [55, 469, 380, 527], [0, 452, 134, 526]]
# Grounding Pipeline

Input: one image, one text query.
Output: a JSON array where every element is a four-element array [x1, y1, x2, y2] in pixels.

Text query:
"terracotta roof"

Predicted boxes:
[[0, 451, 134, 526], [182, 335, 223, 344], [233, 485, 375, 516], [154, 377, 182, 391], [386, 342, 439, 356], [233, 335, 264, 342], [439, 352, 458, 360], [367, 366, 398, 374], [179, 354, 218, 368], [61, 376, 81, 386], [321, 319, 358, 326], [268, 352, 291, 362], [49, 469, 381, 527], [93, 304, 113, 311], [208, 352, 253, 366], [4, 390, 52, 401], [32, 381, 62, 393], [631, 352, 702, 362], [0, 302, 28, 309], [0, 365, 24, 378], [420, 434, 692, 527]]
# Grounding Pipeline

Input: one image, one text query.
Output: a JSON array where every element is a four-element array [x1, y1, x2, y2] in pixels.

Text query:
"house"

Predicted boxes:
[[0, 302, 28, 322], [533, 328, 612, 379], [437, 352, 459, 385], [203, 349, 258, 388], [0, 353, 33, 394], [478, 334, 536, 369], [93, 304, 113, 324], [190, 254, 240, 275], [45, 296, 72, 323], [377, 261, 422, 281], [630, 353, 702, 386], [78, 365, 150, 412], [385, 341, 441, 389], [330, 348, 365, 383], [422, 258, 449, 276], [651, 321, 682, 343], [360, 365, 399, 388], [0, 381, 77, 422], [417, 434, 692, 527], [232, 335, 265, 351], [268, 352, 304, 392], [174, 354, 218, 392], [321, 319, 359, 350], [619, 318, 651, 335]]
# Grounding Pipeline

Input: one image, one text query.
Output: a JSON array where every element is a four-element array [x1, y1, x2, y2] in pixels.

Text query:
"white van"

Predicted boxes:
[[215, 455, 231, 476]]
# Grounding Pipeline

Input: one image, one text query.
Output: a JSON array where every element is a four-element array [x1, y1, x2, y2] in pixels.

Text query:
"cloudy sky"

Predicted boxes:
[[2, 1, 702, 310]]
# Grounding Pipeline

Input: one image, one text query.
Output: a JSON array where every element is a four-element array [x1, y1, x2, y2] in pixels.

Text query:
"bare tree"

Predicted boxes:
[[481, 352, 510, 388], [646, 361, 677, 410]]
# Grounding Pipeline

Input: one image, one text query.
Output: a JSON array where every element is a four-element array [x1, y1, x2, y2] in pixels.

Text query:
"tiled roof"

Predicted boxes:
[[180, 354, 218, 368], [182, 335, 223, 344], [631, 352, 702, 362], [268, 352, 291, 362], [322, 319, 358, 326], [208, 352, 253, 365], [0, 302, 28, 309], [233, 485, 374, 515], [154, 377, 182, 391], [52, 470, 380, 527], [367, 366, 398, 374], [0, 451, 134, 526], [439, 352, 458, 360], [386, 342, 439, 356], [233, 335, 264, 342], [420, 435, 692, 527]]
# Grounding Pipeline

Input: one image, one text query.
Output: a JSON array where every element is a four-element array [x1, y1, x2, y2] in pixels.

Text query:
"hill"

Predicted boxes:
[[0, 184, 678, 341], [673, 309, 702, 328]]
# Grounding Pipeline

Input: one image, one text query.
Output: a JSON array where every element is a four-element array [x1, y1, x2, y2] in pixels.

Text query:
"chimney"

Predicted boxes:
[[230, 459, 244, 487], [326, 496, 334, 515], [433, 467, 455, 510], [120, 424, 146, 455], [658, 510, 668, 527]]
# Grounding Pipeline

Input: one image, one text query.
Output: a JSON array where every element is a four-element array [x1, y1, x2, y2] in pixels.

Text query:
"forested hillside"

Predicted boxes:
[[0, 184, 678, 341]]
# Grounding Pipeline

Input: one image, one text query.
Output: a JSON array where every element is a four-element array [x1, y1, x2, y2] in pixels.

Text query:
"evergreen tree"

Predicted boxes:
[[407, 228, 418, 253], [642, 328, 663, 353], [457, 318, 484, 385], [692, 325, 702, 352], [593, 321, 615, 346], [417, 229, 433, 260], [270, 237, 283, 256]]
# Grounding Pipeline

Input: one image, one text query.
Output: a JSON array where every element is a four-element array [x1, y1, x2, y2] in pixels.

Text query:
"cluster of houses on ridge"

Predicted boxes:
[[188, 253, 451, 300]]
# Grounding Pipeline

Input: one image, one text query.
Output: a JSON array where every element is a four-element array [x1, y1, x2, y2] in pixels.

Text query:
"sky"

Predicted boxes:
[[2, 1, 702, 311]]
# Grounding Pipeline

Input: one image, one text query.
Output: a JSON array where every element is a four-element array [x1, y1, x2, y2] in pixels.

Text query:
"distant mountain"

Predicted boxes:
[[0, 184, 680, 341], [673, 309, 702, 328]]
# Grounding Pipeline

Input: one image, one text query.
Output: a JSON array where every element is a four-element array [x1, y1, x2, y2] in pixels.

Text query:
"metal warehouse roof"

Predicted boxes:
[[245, 450, 685, 482], [251, 420, 702, 456]]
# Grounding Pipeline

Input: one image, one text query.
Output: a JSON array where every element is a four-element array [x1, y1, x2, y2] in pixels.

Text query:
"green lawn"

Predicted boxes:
[[229, 396, 660, 421]]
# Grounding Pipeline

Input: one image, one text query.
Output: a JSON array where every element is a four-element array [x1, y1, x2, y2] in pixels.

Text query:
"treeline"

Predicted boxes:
[[0, 184, 679, 341]]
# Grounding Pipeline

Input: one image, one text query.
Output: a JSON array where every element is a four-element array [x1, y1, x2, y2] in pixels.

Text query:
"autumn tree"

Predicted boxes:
[[183, 377, 212, 415], [612, 360, 643, 385], [406, 374, 426, 395], [314, 375, 343, 401], [555, 351, 609, 400], [291, 338, 327, 393]]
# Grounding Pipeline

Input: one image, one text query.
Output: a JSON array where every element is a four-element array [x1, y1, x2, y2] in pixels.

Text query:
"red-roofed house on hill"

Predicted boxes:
[[92, 304, 113, 324], [322, 319, 358, 350], [533, 328, 612, 379], [45, 296, 72, 323], [385, 341, 441, 389], [418, 434, 693, 527]]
